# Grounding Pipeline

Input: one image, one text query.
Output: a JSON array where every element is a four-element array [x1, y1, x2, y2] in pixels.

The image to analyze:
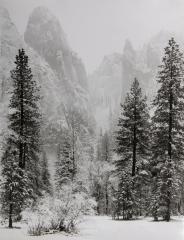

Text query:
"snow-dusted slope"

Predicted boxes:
[[0, 5, 92, 129], [0, 6, 62, 124], [0, 7, 23, 132], [90, 31, 184, 130], [0, 5, 93, 177], [24, 6, 89, 111], [121, 38, 157, 101], [89, 53, 122, 130]]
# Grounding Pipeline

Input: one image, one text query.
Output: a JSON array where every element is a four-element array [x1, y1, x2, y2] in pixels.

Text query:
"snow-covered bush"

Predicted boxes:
[[23, 196, 52, 235], [27, 218, 48, 236], [23, 184, 96, 235]]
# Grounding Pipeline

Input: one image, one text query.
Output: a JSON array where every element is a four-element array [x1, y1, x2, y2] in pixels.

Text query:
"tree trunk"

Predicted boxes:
[[22, 143, 26, 169], [105, 181, 109, 215], [168, 81, 173, 159], [8, 203, 13, 228], [71, 127, 75, 181], [165, 191, 171, 221], [19, 67, 24, 169], [132, 104, 137, 177], [165, 68, 173, 222]]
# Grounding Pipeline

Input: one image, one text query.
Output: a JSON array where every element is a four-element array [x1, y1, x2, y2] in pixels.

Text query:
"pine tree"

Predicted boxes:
[[90, 131, 113, 215], [55, 130, 73, 189], [8, 49, 41, 171], [101, 132, 112, 162], [114, 78, 150, 219], [63, 106, 83, 181], [0, 142, 31, 227], [40, 151, 52, 195], [150, 38, 184, 221], [0, 49, 41, 227]]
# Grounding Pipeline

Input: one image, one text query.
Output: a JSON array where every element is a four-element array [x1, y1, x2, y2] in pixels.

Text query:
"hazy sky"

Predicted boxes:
[[1, 0, 184, 73]]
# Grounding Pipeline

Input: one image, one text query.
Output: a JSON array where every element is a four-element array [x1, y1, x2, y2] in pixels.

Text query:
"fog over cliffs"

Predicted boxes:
[[0, 4, 184, 132], [0, 6, 91, 130]]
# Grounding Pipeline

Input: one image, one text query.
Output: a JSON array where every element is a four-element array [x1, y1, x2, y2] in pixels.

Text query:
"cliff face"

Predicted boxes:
[[24, 6, 89, 110], [0, 5, 91, 116], [0, 5, 95, 181], [1, 4, 183, 134], [90, 32, 184, 130], [0, 5, 92, 142], [89, 53, 122, 130], [0, 6, 62, 124], [0, 7, 22, 100]]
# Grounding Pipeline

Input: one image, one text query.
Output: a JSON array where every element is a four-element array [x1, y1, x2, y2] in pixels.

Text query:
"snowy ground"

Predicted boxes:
[[1, 216, 184, 240]]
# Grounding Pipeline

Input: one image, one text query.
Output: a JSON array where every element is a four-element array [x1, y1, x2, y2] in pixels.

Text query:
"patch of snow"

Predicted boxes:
[[1, 216, 184, 240]]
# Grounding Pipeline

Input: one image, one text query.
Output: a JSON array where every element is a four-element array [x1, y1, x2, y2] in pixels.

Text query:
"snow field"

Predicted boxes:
[[1, 216, 184, 240]]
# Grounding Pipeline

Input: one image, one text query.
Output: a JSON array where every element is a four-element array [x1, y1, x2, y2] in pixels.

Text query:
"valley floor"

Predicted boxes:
[[1, 216, 184, 240]]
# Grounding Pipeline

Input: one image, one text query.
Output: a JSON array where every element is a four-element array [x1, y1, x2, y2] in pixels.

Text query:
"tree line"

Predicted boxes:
[[0, 37, 183, 229], [0, 49, 94, 229], [113, 38, 184, 221]]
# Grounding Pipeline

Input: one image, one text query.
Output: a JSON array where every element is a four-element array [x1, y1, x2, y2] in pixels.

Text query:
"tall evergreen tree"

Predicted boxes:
[[114, 78, 150, 219], [150, 38, 184, 221], [9, 49, 41, 171], [0, 49, 41, 227]]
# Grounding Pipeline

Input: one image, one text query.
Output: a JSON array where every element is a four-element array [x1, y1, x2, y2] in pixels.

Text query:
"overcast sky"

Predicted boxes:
[[1, 0, 184, 73]]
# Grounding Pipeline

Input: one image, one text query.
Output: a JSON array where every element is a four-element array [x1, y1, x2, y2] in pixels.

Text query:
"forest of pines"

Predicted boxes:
[[1, 38, 184, 234]]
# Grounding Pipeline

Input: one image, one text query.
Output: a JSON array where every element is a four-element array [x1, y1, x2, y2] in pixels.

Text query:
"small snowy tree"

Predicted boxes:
[[63, 106, 84, 181], [40, 151, 52, 195], [90, 131, 113, 215], [101, 132, 112, 162], [0, 143, 31, 227], [55, 130, 73, 189]]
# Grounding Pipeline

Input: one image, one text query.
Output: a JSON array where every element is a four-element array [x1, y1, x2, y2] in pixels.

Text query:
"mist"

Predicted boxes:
[[1, 0, 184, 73]]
